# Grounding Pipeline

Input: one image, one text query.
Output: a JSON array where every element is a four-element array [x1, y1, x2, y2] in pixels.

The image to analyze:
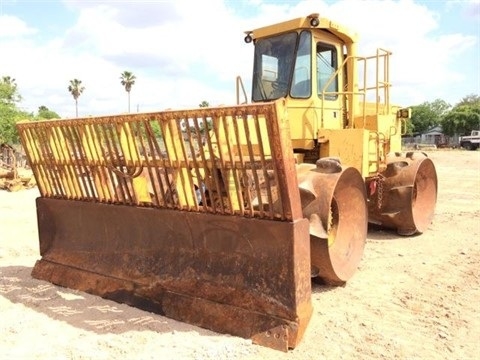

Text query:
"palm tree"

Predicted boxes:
[[120, 71, 136, 113], [68, 79, 85, 117]]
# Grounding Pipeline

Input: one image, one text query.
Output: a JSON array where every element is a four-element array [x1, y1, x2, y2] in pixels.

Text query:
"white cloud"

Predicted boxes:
[[42, 1, 257, 115], [0, 14, 37, 38], [0, 0, 477, 117]]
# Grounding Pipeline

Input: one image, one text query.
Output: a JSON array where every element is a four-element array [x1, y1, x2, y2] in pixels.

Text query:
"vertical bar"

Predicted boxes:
[[252, 113, 275, 219], [102, 122, 128, 203], [137, 119, 160, 206], [161, 116, 195, 209], [211, 112, 235, 214], [63, 124, 93, 199], [38, 125, 64, 197], [174, 116, 199, 211], [269, 100, 302, 221], [124, 120, 151, 205], [111, 120, 135, 204], [192, 115, 213, 212], [185, 116, 207, 211], [219, 111, 244, 214], [242, 113, 265, 217], [148, 116, 173, 207], [143, 118, 161, 206], [203, 113, 227, 213], [232, 112, 253, 217], [82, 122, 115, 202], [52, 125, 81, 199], [20, 126, 49, 196]]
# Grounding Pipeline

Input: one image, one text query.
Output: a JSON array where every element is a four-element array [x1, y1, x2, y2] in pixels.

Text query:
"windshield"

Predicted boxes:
[[252, 32, 298, 102]]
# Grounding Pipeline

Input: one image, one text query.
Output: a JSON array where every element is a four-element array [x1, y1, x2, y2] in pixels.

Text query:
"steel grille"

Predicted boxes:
[[17, 102, 301, 221]]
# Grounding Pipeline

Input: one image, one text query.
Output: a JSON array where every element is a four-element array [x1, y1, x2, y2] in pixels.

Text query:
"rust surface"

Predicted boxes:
[[33, 197, 312, 349], [298, 163, 367, 284], [16, 101, 316, 351], [15, 100, 375, 349], [16, 101, 301, 221], [251, 324, 290, 352], [367, 153, 438, 235]]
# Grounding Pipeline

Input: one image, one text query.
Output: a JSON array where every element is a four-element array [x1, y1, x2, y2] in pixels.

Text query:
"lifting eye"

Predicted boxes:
[[244, 31, 253, 43]]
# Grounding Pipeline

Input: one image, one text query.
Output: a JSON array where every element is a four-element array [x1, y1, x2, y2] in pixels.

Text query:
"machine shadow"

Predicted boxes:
[[311, 280, 343, 295], [311, 225, 414, 294], [0, 265, 219, 337], [1, 227, 416, 335], [367, 224, 409, 241]]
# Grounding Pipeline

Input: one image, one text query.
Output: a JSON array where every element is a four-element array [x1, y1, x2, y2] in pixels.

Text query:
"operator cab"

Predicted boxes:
[[251, 30, 339, 103], [245, 14, 355, 149]]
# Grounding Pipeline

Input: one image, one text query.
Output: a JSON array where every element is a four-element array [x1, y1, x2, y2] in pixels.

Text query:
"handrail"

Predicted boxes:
[[321, 49, 392, 127], [236, 76, 248, 105]]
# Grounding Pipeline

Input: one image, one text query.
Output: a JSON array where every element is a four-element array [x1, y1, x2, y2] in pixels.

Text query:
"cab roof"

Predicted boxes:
[[248, 13, 358, 44]]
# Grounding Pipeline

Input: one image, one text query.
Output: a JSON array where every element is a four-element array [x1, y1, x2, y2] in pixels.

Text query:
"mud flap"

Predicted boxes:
[[33, 198, 312, 351]]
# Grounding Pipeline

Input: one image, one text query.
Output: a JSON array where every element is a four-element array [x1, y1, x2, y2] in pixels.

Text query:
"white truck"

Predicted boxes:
[[459, 130, 480, 150]]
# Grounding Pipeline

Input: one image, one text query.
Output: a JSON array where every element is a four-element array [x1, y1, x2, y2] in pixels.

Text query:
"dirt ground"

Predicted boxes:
[[1, 150, 479, 360]]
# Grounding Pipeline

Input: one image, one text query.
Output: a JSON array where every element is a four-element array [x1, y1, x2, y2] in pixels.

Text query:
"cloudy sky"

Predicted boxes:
[[0, 0, 478, 118]]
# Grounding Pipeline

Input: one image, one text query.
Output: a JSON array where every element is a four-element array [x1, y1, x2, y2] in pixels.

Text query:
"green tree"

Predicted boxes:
[[456, 93, 480, 107], [409, 99, 451, 135], [0, 76, 29, 143], [198, 100, 212, 134], [68, 79, 85, 117], [441, 94, 480, 136], [120, 71, 136, 113], [0, 76, 21, 104], [0, 103, 30, 143], [37, 105, 60, 120]]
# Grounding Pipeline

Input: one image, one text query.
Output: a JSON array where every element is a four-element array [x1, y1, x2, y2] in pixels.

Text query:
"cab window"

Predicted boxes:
[[252, 32, 297, 101], [290, 31, 312, 98], [317, 43, 338, 100]]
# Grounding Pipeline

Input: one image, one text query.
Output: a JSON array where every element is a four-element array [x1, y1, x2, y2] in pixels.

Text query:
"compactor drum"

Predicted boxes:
[[17, 13, 437, 351]]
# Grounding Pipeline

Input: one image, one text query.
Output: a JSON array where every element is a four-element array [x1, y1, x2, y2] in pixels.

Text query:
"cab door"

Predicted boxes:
[[314, 37, 345, 131], [287, 31, 345, 149]]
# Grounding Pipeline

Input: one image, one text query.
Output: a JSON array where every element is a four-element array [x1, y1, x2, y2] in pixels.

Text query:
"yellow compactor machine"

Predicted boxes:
[[16, 14, 437, 351]]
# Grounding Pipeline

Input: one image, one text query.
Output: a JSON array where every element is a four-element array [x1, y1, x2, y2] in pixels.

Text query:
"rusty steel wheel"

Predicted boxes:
[[298, 163, 368, 285], [409, 156, 437, 234], [368, 152, 438, 235]]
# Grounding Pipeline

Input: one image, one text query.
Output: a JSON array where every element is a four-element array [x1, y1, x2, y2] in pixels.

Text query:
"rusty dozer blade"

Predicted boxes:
[[297, 158, 368, 285], [33, 198, 311, 352], [367, 152, 438, 235], [17, 100, 312, 351]]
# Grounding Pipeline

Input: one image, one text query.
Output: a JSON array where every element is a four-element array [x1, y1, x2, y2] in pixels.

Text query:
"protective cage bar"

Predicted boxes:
[[17, 101, 302, 221]]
